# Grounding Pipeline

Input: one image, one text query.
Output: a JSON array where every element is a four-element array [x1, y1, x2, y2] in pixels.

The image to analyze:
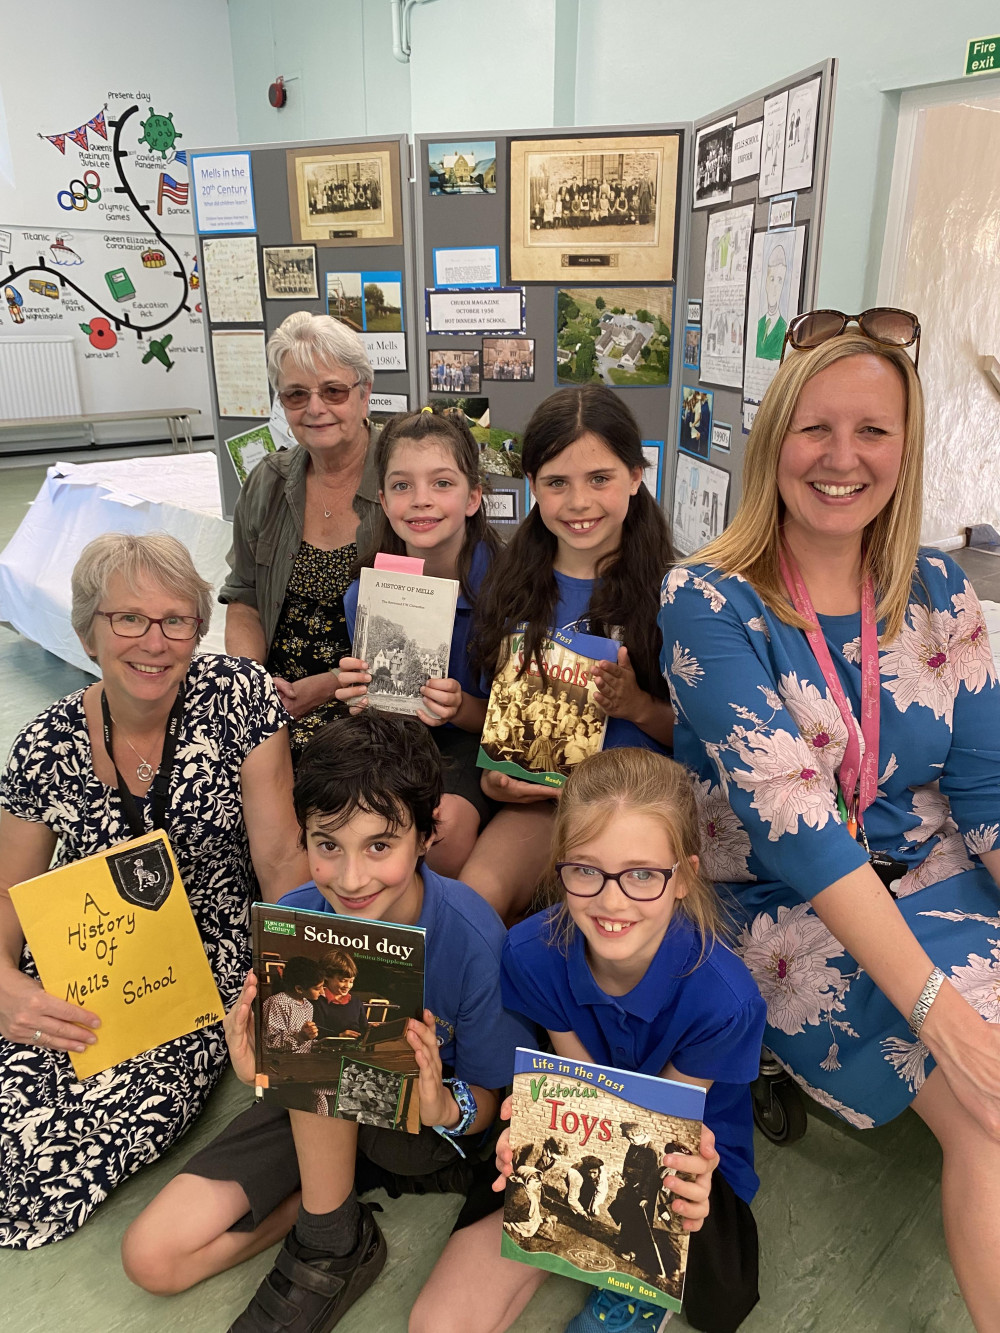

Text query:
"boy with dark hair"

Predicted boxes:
[[122, 713, 531, 1333]]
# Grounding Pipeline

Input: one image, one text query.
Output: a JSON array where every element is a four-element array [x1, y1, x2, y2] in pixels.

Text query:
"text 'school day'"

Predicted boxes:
[[268, 919, 418, 962]]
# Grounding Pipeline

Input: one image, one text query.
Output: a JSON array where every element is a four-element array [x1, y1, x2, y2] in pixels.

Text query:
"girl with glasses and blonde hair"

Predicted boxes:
[[411, 747, 765, 1333], [660, 315, 1000, 1331]]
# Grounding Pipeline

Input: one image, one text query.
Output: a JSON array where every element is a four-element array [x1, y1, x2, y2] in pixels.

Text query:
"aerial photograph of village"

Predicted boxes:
[[555, 286, 672, 387]]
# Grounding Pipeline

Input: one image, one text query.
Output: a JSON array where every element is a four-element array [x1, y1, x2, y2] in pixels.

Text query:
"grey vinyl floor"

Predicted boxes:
[[0, 464, 972, 1332]]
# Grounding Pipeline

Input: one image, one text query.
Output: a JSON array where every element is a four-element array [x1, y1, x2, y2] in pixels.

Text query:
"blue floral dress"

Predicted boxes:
[[659, 552, 1000, 1128], [0, 654, 287, 1247]]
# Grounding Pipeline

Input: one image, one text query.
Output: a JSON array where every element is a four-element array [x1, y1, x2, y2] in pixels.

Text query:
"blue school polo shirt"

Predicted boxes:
[[343, 541, 491, 699], [279, 865, 530, 1091], [501, 908, 766, 1202], [552, 569, 665, 753]]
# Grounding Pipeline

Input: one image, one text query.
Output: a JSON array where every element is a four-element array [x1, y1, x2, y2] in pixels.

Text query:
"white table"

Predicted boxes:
[[0, 452, 231, 675]]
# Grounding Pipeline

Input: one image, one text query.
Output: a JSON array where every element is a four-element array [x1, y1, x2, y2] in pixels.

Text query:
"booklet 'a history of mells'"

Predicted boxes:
[[252, 902, 427, 1131], [478, 626, 619, 787], [8, 830, 223, 1079], [502, 1048, 706, 1315], [354, 566, 460, 716]]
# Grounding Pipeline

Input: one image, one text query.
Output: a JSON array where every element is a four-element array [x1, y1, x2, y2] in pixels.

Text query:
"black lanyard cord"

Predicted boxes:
[[100, 684, 186, 837]]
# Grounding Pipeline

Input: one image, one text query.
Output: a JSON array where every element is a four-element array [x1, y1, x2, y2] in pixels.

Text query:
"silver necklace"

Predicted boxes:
[[111, 721, 156, 782]]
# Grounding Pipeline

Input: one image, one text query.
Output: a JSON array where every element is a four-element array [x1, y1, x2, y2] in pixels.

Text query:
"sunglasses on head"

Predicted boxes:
[[780, 308, 921, 368]]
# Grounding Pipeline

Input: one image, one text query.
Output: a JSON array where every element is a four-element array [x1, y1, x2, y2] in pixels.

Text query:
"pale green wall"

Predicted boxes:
[[225, 0, 1000, 303]]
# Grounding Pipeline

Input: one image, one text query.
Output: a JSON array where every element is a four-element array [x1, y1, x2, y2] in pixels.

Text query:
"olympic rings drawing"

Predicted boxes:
[[57, 170, 102, 212]]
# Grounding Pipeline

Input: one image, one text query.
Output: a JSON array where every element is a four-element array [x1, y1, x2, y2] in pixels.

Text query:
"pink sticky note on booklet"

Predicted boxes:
[[374, 553, 425, 574]]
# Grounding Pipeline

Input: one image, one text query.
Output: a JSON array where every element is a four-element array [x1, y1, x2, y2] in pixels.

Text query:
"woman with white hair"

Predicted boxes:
[[0, 532, 306, 1247], [220, 311, 382, 756]]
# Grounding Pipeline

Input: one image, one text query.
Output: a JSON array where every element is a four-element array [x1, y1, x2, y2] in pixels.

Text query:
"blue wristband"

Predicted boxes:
[[432, 1078, 477, 1157]]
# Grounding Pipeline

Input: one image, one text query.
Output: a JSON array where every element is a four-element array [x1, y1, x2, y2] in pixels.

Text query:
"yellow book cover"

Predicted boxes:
[[9, 830, 224, 1079]]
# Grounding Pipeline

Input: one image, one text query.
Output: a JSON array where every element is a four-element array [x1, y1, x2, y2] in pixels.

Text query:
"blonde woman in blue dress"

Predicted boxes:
[[660, 312, 1000, 1331]]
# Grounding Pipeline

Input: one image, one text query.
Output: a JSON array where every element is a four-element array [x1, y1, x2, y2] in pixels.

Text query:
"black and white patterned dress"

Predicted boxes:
[[0, 654, 288, 1248]]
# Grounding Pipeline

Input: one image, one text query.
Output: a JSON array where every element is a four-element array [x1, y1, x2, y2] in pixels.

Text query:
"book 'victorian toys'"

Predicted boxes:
[[502, 1048, 706, 1314]]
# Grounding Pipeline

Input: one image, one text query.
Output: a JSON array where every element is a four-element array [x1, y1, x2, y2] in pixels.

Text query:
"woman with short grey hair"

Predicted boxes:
[[221, 310, 382, 757], [0, 531, 306, 1247]]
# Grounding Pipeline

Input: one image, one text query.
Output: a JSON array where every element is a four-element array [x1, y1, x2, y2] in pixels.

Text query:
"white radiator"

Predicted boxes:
[[0, 337, 82, 419]]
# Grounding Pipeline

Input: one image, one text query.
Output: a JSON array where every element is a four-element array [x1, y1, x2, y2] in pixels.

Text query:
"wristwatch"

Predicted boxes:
[[908, 967, 946, 1036]]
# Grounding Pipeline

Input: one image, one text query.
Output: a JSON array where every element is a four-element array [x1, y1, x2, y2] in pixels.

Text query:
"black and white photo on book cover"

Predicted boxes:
[[354, 567, 459, 717]]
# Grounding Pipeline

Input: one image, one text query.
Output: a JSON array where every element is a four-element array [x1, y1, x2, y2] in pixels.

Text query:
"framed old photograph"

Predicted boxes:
[[286, 140, 403, 248], [482, 337, 534, 382], [692, 116, 736, 208], [262, 245, 318, 300], [508, 131, 680, 284], [429, 348, 482, 394]]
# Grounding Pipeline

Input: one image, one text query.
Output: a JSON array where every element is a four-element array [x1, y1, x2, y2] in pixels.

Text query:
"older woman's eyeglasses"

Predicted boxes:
[[780, 308, 921, 367], [556, 862, 680, 901], [277, 381, 361, 410], [96, 611, 203, 640]]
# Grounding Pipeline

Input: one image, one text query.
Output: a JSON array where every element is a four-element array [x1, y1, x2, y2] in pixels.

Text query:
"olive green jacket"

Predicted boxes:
[[219, 433, 381, 652]]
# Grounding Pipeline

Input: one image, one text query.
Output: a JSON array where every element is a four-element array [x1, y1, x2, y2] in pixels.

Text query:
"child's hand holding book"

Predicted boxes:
[[406, 1007, 460, 1128], [223, 969, 258, 1086], [659, 1124, 720, 1233]]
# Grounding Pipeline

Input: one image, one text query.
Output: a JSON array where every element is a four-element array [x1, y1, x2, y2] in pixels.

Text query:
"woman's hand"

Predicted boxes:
[[660, 1125, 719, 1233], [921, 981, 1000, 1142], [223, 970, 258, 1085], [334, 658, 370, 714], [407, 1008, 457, 1127], [417, 677, 463, 727], [273, 673, 337, 720], [481, 770, 560, 805], [0, 962, 100, 1053], [492, 1093, 514, 1190], [593, 646, 648, 722]]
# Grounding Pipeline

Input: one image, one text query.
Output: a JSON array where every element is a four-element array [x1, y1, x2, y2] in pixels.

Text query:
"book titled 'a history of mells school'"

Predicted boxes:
[[354, 566, 459, 716], [252, 902, 426, 1131], [9, 830, 223, 1079], [502, 1048, 706, 1315]]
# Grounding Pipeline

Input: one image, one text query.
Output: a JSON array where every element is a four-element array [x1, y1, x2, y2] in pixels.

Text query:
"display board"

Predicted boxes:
[[673, 60, 837, 551], [412, 125, 689, 519], [191, 134, 418, 519]]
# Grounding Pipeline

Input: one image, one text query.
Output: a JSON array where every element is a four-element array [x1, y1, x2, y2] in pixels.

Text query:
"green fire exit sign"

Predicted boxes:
[[966, 36, 999, 74]]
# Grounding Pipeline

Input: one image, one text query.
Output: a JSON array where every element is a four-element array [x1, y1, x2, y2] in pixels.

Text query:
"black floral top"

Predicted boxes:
[[266, 541, 356, 757], [0, 655, 288, 1247]]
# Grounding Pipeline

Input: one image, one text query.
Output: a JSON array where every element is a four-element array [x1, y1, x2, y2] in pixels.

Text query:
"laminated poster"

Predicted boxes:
[[212, 329, 271, 417], [226, 424, 276, 485], [672, 457, 730, 558], [699, 204, 754, 389], [743, 225, 806, 405], [203, 236, 263, 324], [9, 831, 223, 1079]]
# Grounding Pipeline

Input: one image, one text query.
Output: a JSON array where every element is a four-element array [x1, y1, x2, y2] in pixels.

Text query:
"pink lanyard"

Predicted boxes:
[[779, 547, 881, 827]]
